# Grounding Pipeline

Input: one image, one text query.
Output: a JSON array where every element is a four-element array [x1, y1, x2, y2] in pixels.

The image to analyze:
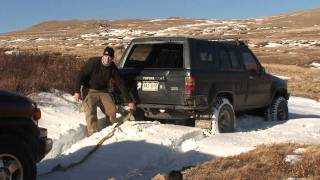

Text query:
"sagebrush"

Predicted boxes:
[[0, 49, 85, 95]]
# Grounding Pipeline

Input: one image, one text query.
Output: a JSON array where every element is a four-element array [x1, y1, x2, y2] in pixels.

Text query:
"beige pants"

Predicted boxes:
[[82, 89, 117, 136]]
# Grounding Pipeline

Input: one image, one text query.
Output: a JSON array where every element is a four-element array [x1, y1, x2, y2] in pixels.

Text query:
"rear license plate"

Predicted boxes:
[[142, 81, 159, 91]]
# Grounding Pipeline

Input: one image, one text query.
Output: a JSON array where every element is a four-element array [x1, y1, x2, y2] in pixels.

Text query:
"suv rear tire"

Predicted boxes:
[[265, 96, 289, 121], [211, 97, 236, 133], [0, 136, 36, 180]]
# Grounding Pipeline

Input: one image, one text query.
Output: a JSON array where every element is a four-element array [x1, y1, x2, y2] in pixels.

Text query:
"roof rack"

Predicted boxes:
[[210, 37, 248, 46]]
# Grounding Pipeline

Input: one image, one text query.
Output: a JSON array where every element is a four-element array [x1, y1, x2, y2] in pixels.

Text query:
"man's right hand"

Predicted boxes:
[[128, 102, 136, 110], [74, 92, 81, 102]]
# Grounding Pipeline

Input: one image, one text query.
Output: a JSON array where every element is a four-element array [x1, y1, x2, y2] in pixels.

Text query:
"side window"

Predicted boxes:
[[219, 48, 232, 70], [228, 48, 241, 70], [241, 51, 258, 73], [191, 41, 216, 70], [200, 52, 213, 62]]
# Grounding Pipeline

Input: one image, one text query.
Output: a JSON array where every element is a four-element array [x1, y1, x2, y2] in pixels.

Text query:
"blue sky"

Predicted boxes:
[[1, 0, 320, 33]]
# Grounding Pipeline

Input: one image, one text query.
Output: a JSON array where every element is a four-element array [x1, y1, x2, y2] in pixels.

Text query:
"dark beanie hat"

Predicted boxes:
[[103, 46, 114, 58]]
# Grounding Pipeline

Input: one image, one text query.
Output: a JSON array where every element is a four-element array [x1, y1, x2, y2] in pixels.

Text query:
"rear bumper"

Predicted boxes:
[[37, 128, 53, 162], [137, 103, 208, 120], [137, 103, 207, 111]]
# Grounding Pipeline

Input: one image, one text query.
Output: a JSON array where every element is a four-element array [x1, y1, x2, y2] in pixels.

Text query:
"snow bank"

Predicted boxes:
[[38, 122, 210, 179], [263, 40, 320, 48], [4, 49, 20, 55], [8, 38, 29, 43], [29, 91, 87, 159], [36, 38, 47, 41], [80, 33, 99, 38], [36, 91, 320, 179], [310, 62, 320, 69]]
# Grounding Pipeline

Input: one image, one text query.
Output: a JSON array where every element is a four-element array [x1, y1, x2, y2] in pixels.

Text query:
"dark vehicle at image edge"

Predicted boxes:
[[117, 37, 289, 133], [0, 90, 52, 180]]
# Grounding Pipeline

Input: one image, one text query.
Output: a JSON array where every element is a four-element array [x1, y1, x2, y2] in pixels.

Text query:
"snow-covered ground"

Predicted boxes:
[[263, 40, 320, 48], [34, 91, 320, 179], [310, 62, 320, 69]]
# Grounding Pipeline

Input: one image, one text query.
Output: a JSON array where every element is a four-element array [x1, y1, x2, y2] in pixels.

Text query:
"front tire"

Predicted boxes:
[[265, 96, 289, 121], [0, 136, 36, 180]]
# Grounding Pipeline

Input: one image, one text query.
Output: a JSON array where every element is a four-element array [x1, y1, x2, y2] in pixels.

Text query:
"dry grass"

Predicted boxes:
[[0, 47, 125, 95], [0, 49, 85, 95], [263, 64, 320, 101], [183, 143, 320, 180], [249, 46, 320, 101], [252, 47, 320, 66]]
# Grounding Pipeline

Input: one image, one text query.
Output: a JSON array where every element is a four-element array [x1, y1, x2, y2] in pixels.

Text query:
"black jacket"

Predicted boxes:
[[75, 57, 131, 103]]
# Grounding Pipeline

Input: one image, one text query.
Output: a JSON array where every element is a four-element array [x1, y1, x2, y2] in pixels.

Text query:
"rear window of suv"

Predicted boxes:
[[124, 43, 183, 68]]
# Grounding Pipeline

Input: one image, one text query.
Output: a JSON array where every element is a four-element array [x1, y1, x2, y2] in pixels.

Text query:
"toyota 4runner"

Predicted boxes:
[[117, 37, 289, 133]]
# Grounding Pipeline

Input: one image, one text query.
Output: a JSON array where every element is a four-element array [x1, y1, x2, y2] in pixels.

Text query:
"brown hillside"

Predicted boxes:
[[265, 8, 320, 28], [0, 8, 319, 100]]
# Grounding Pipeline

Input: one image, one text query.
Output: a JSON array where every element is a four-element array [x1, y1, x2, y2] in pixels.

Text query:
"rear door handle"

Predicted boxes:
[[249, 76, 255, 80]]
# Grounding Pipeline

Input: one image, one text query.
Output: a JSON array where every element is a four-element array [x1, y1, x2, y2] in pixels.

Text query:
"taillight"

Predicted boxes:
[[185, 76, 195, 95], [33, 108, 41, 122]]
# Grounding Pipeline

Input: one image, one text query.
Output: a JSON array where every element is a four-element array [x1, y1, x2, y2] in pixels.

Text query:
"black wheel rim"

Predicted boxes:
[[0, 154, 23, 180], [218, 105, 233, 132]]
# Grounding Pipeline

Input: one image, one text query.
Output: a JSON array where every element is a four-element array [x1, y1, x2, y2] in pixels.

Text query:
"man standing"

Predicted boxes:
[[74, 46, 135, 136]]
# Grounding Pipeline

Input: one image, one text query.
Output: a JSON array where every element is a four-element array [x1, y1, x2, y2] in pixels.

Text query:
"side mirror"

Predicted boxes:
[[260, 67, 266, 75]]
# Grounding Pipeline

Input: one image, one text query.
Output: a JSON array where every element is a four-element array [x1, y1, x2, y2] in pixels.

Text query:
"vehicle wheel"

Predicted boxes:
[[211, 97, 236, 133], [0, 137, 36, 180], [265, 96, 289, 121]]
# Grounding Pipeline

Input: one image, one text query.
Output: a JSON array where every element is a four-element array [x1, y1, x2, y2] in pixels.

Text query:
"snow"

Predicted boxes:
[[275, 75, 291, 80], [263, 40, 320, 48], [284, 147, 306, 164], [80, 33, 99, 38], [293, 148, 306, 154], [67, 38, 79, 41], [149, 19, 166, 22], [36, 38, 47, 41], [29, 91, 86, 159], [4, 49, 20, 55], [77, 20, 252, 44], [285, 154, 301, 164], [8, 38, 29, 43], [265, 42, 283, 48], [35, 91, 320, 179], [310, 62, 320, 69]]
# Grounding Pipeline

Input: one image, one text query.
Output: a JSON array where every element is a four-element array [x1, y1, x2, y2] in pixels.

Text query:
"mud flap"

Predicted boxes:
[[210, 114, 220, 134], [195, 119, 211, 129], [195, 116, 219, 134]]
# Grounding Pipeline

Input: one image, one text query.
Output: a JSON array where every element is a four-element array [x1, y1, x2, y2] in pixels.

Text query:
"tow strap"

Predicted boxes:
[[39, 112, 132, 176]]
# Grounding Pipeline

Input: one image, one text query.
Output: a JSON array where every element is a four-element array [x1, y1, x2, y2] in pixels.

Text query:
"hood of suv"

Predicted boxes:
[[0, 90, 34, 118]]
